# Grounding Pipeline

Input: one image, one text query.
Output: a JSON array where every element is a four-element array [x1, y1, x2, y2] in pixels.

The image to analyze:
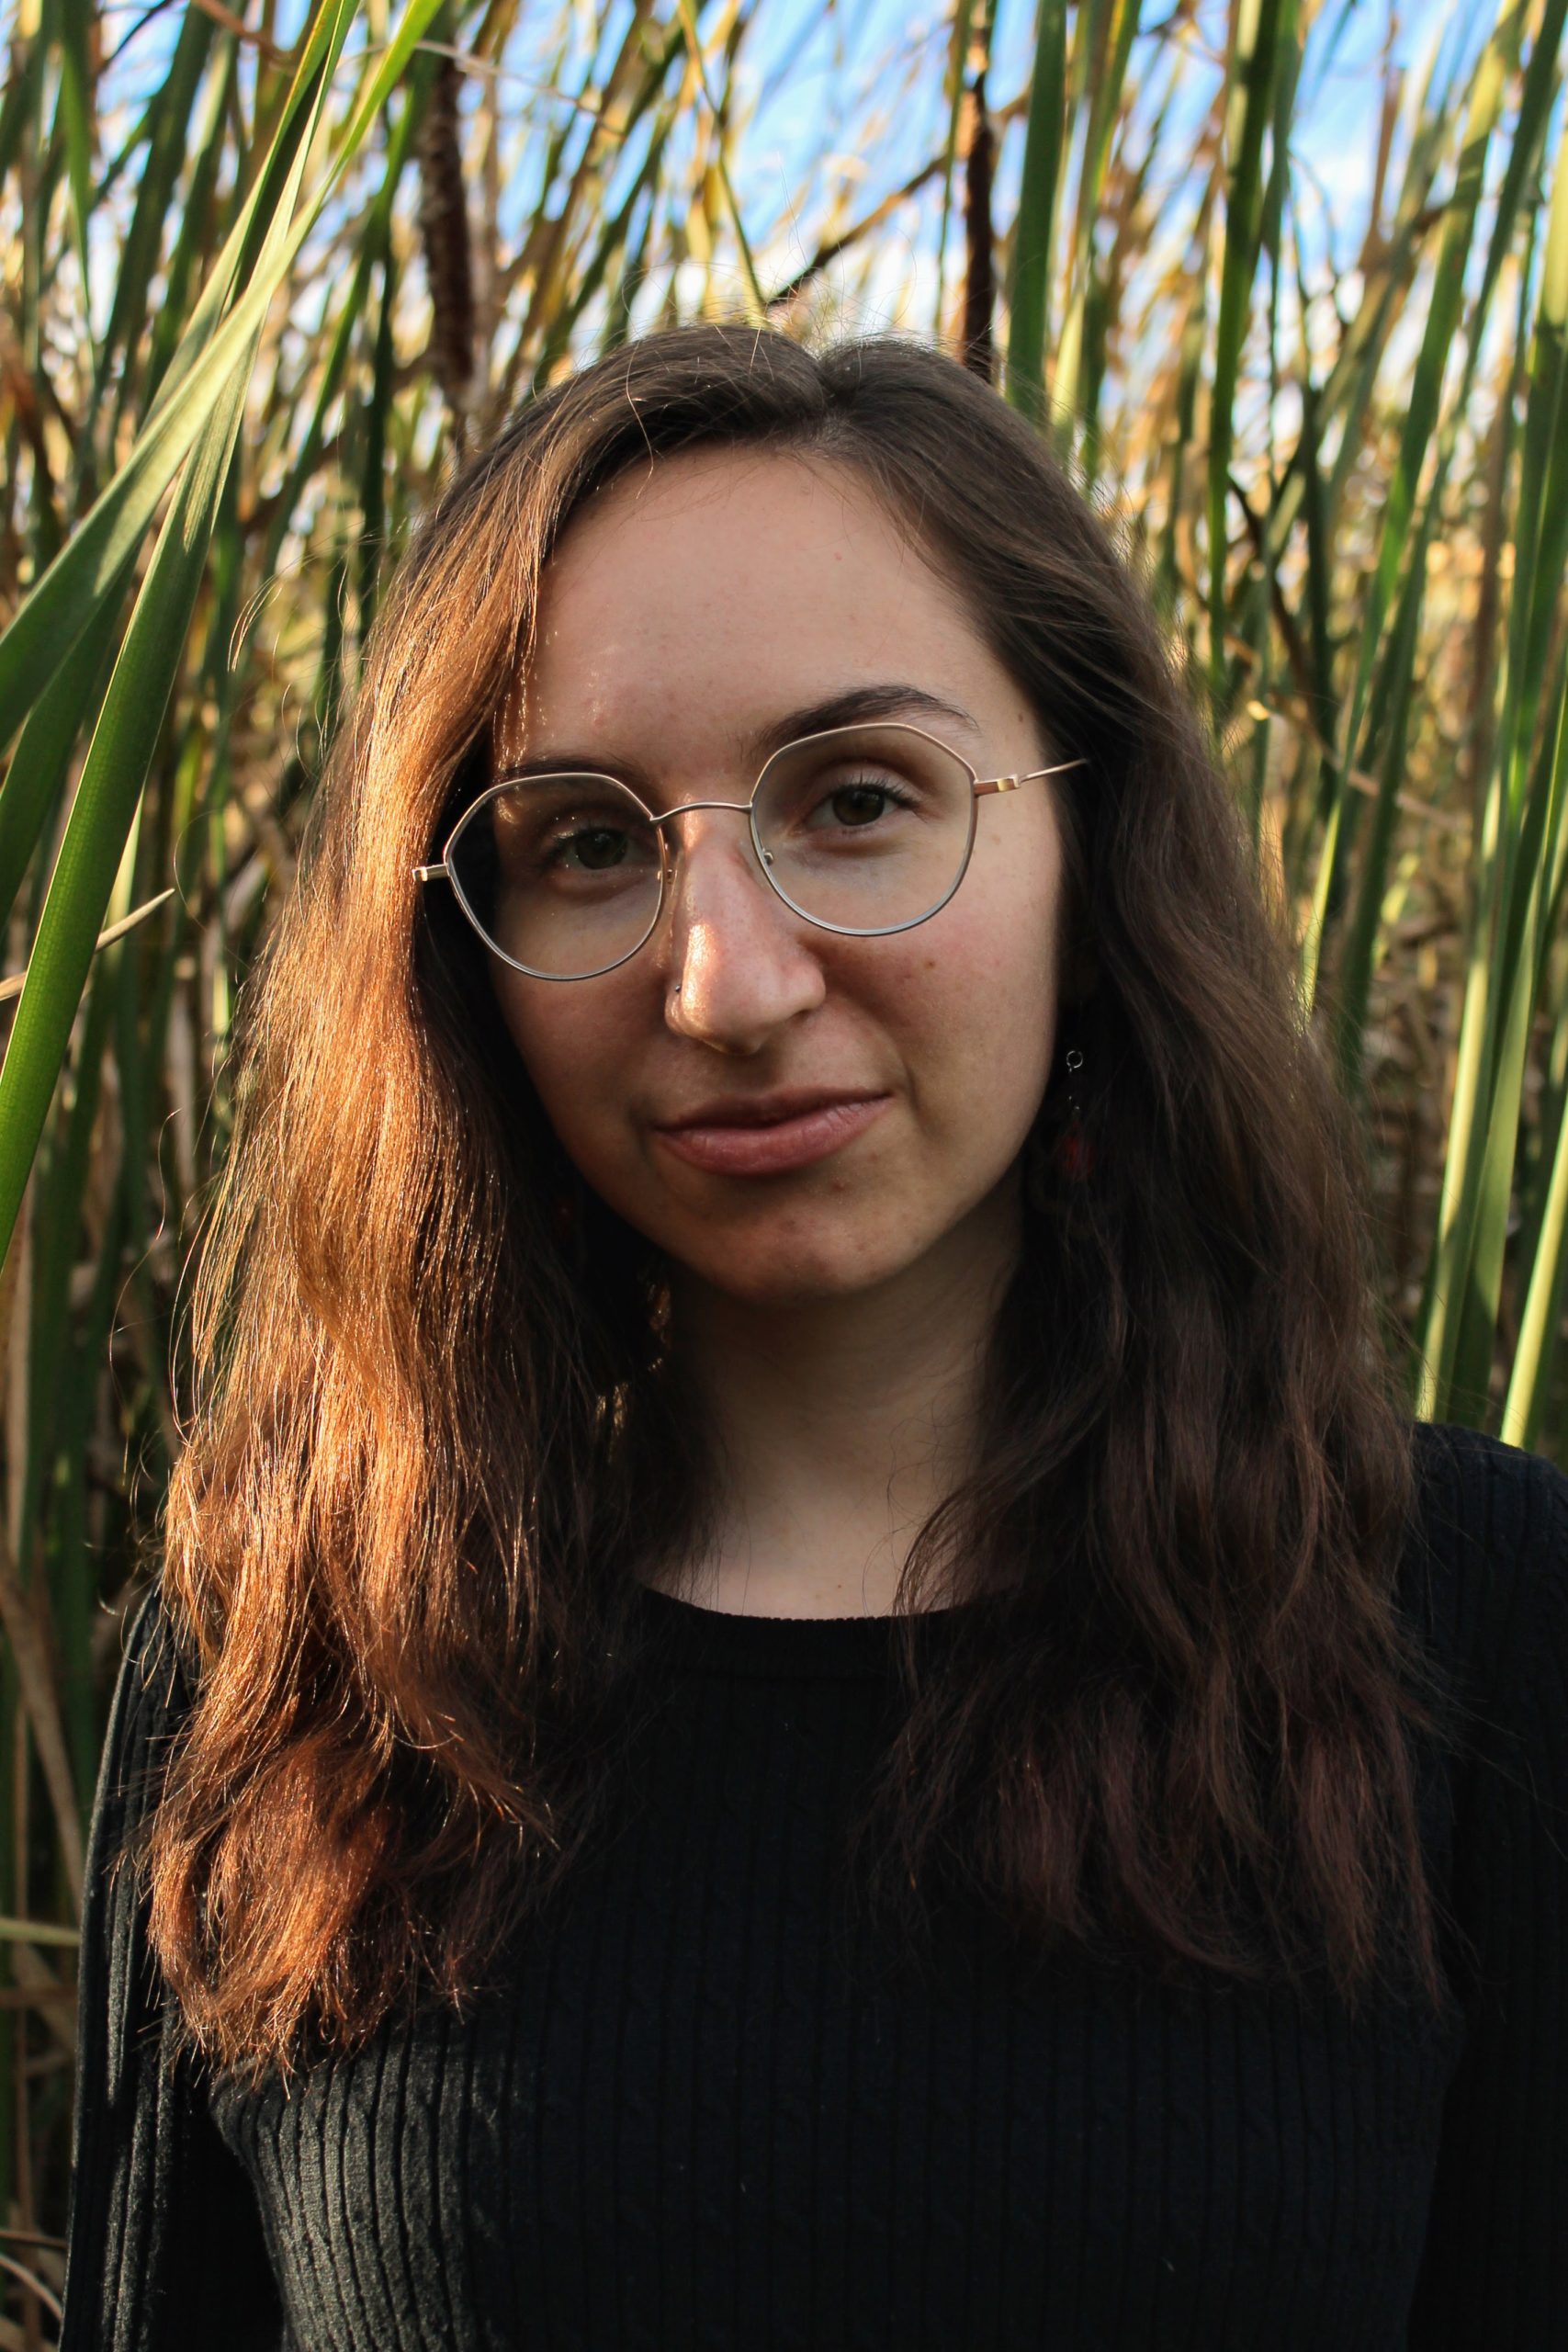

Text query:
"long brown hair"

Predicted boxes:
[[144, 322, 1461, 2075]]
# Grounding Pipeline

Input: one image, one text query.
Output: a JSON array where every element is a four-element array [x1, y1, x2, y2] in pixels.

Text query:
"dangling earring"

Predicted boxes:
[[1025, 1040, 1095, 1211], [1056, 1043, 1095, 1182]]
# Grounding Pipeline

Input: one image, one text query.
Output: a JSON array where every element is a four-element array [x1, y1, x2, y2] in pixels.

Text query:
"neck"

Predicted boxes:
[[655, 1173, 1022, 1617]]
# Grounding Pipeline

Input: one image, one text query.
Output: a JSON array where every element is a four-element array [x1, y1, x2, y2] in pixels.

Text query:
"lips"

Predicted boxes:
[[651, 1093, 894, 1175], [653, 1088, 886, 1133]]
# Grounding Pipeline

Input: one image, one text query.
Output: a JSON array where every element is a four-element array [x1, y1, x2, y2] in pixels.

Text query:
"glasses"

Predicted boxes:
[[413, 719, 1085, 982]]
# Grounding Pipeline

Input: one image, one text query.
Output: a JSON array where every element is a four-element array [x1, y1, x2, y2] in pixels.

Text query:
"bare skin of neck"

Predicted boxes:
[[645, 1176, 1021, 1619]]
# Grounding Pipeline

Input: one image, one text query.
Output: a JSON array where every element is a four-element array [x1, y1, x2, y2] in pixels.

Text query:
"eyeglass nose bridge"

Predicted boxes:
[[646, 793, 760, 830], [641, 790, 786, 883]]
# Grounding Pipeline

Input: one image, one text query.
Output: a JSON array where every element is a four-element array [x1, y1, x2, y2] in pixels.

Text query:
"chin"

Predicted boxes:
[[670, 1224, 913, 1304]]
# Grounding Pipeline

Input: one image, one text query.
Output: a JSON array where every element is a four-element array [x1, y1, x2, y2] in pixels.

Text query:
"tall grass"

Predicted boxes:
[[0, 0, 1562, 2328]]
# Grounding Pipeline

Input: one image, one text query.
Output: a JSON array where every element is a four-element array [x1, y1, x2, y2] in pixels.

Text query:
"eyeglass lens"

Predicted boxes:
[[446, 723, 977, 979]]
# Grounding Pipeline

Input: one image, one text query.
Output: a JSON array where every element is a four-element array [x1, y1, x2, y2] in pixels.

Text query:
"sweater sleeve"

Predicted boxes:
[[59, 1585, 286, 2352], [1405, 1430, 1568, 2349]]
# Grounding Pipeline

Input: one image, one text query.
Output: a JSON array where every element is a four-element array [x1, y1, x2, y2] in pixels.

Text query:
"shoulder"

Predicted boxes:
[[1399, 1418, 1568, 1754]]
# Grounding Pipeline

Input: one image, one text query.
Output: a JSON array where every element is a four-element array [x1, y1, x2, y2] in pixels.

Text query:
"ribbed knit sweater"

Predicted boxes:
[[61, 1419, 1568, 2349]]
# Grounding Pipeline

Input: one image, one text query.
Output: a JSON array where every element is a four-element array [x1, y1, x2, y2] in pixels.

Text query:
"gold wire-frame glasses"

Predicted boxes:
[[413, 718, 1086, 982]]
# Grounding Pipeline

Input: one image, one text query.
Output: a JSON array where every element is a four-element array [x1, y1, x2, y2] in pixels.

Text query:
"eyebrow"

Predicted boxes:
[[497, 683, 983, 799]]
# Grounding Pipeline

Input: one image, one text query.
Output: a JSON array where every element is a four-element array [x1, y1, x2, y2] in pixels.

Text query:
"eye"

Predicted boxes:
[[807, 772, 921, 830], [543, 818, 637, 871]]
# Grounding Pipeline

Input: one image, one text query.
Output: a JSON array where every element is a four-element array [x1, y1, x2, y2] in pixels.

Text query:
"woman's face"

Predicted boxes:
[[488, 447, 1078, 1307]]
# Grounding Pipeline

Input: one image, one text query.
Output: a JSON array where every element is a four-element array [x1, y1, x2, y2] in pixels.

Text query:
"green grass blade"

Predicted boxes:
[[933, 0, 977, 343], [1504, 705, 1568, 1446], [95, 6, 216, 435], [0, 0, 442, 769], [1207, 0, 1292, 685], [1052, 0, 1141, 435], [0, 352, 252, 1279], [1416, 89, 1568, 1416], [1005, 0, 1067, 426], [53, 0, 96, 310], [0, 576, 130, 944], [1302, 0, 1523, 1018], [0, 17, 345, 759], [672, 0, 766, 322]]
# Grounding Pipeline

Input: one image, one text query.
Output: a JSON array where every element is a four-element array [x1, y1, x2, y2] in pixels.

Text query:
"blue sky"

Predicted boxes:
[[77, 0, 1515, 384], [723, 0, 1477, 326]]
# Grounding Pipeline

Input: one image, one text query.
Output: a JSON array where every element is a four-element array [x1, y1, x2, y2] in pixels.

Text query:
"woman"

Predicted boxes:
[[61, 322, 1566, 2349]]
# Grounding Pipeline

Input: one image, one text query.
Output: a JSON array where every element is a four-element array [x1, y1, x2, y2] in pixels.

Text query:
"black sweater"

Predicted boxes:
[[60, 1420, 1568, 2349]]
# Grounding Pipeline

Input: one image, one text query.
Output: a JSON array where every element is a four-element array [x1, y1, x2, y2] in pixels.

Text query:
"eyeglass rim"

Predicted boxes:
[[414, 718, 1087, 982]]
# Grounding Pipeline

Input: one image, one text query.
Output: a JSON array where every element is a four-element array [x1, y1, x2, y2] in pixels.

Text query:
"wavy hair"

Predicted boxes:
[[143, 322, 1461, 2075]]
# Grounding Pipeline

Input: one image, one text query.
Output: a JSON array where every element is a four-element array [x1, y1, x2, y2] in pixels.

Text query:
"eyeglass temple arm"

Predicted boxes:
[[973, 756, 1086, 798]]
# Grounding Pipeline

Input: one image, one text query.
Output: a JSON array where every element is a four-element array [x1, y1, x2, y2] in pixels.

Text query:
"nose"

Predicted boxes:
[[654, 803, 826, 1055]]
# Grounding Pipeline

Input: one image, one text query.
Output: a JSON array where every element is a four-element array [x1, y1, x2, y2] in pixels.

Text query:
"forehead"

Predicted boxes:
[[494, 447, 1007, 769]]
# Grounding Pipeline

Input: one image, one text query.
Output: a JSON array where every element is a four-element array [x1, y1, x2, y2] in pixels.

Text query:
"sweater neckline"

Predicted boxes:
[[629, 1578, 992, 1679]]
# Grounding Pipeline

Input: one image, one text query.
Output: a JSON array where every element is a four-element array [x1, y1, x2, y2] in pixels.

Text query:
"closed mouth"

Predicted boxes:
[[657, 1091, 888, 1132]]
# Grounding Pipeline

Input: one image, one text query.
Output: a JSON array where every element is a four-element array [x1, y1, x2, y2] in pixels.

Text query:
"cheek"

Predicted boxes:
[[902, 876, 1059, 1187], [887, 903, 1057, 1141], [490, 978, 637, 1159]]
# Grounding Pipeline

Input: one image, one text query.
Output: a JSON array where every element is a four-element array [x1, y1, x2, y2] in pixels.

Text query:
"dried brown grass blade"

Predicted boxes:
[[0, 1541, 84, 1912]]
